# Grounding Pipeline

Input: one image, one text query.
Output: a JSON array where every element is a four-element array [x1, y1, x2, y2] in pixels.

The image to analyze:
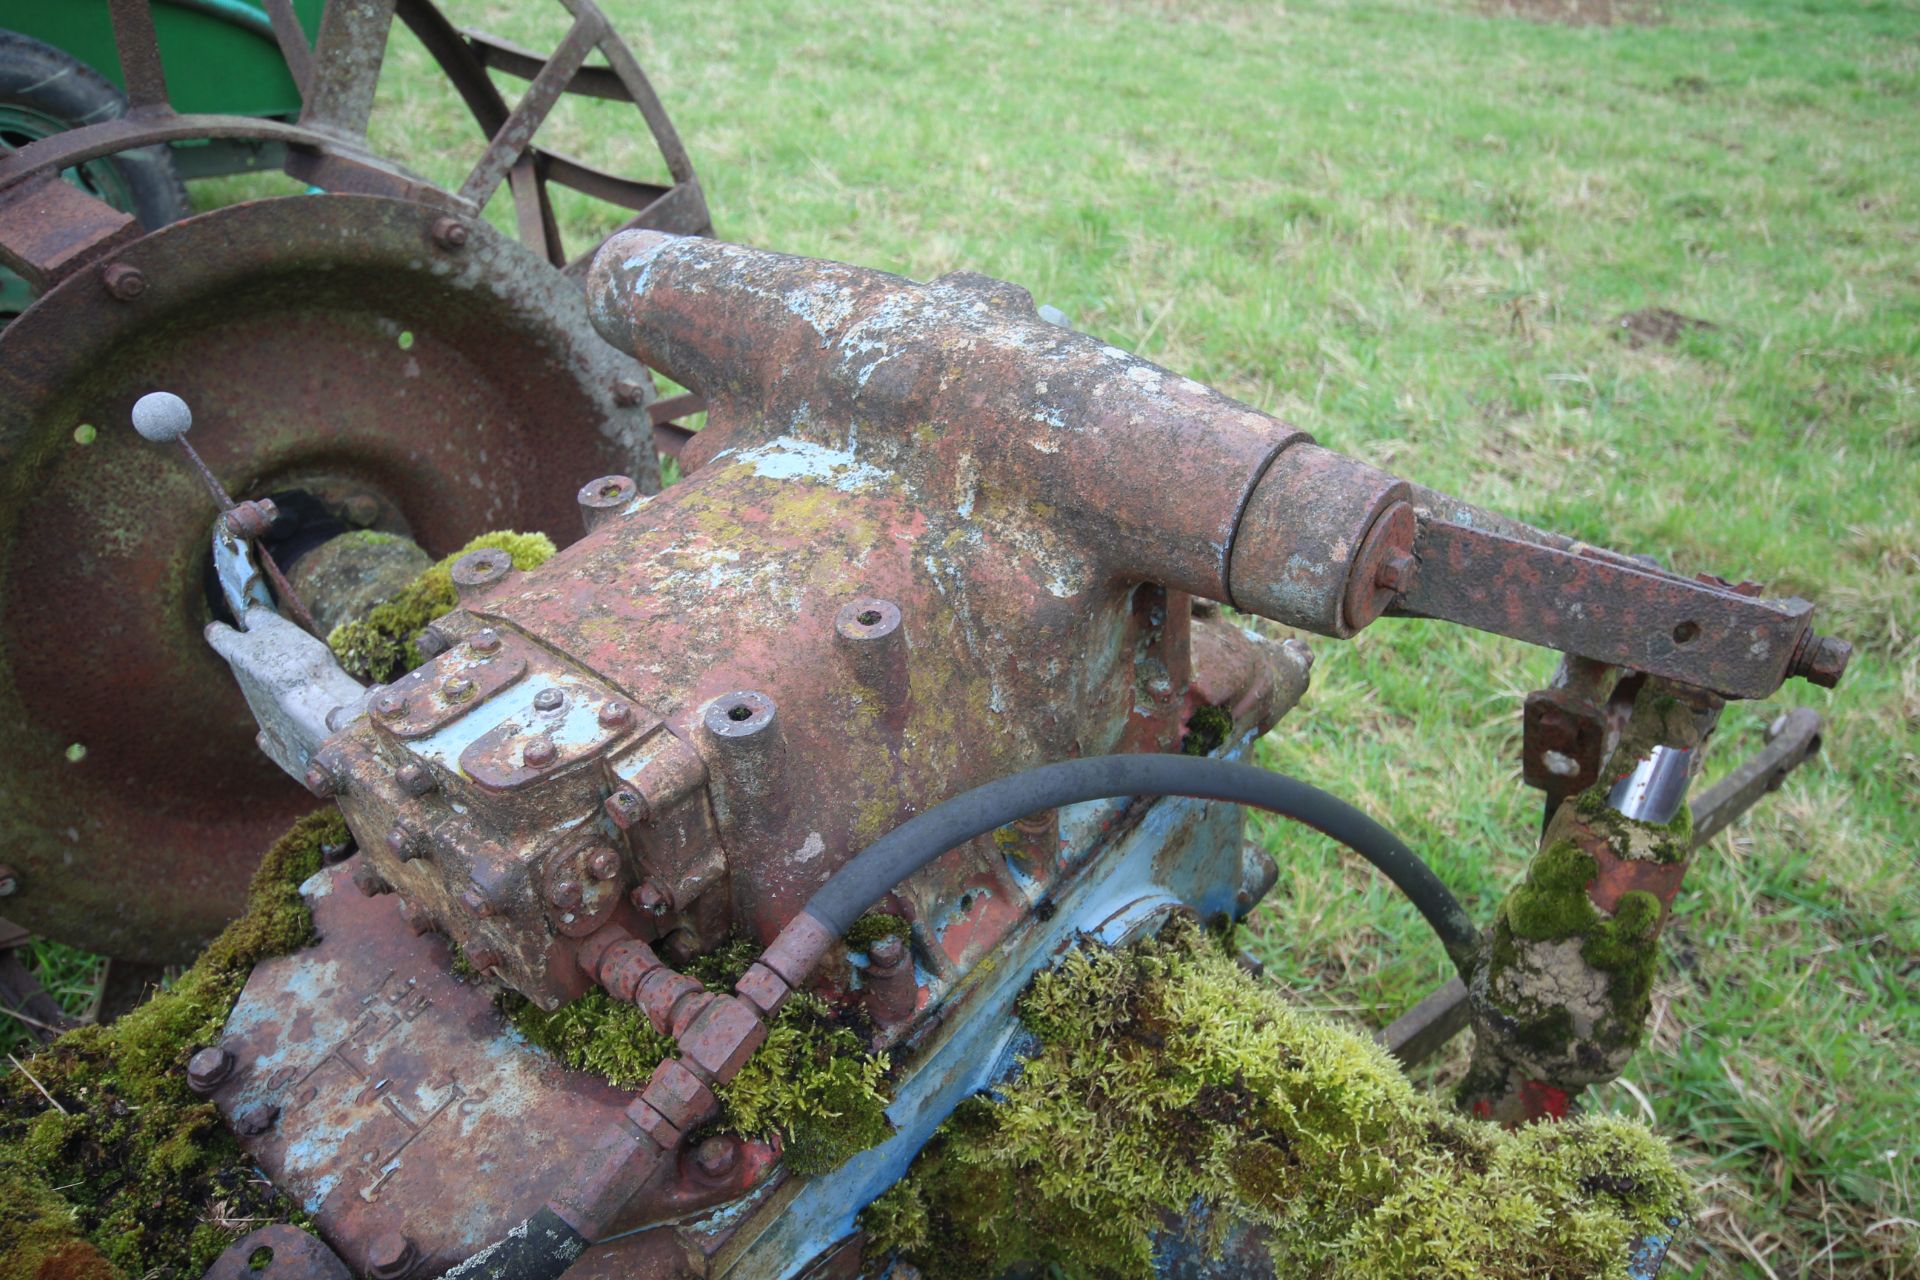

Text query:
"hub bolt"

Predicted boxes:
[[523, 738, 557, 769], [102, 262, 147, 300]]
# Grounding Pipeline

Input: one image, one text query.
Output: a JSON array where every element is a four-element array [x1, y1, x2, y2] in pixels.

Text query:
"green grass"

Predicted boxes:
[[13, 0, 1920, 1273]]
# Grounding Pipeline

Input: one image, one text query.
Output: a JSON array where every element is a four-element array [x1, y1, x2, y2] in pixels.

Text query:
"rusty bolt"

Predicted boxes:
[[385, 822, 421, 861], [374, 690, 408, 719], [353, 863, 391, 897], [1375, 550, 1417, 594], [533, 688, 566, 712], [442, 675, 477, 703], [0, 865, 18, 897], [548, 878, 585, 911], [186, 1046, 234, 1094], [611, 377, 647, 407], [396, 762, 435, 796], [102, 262, 147, 300], [635, 879, 671, 916], [692, 1135, 740, 1181], [233, 1101, 279, 1136], [599, 700, 633, 728], [224, 499, 278, 540], [415, 627, 450, 659], [367, 1232, 419, 1280], [303, 761, 339, 798], [460, 887, 495, 918], [869, 934, 907, 968], [586, 846, 621, 881], [523, 738, 557, 769], [604, 788, 647, 828], [469, 628, 502, 656], [1787, 633, 1851, 689], [467, 945, 502, 972], [431, 215, 470, 251]]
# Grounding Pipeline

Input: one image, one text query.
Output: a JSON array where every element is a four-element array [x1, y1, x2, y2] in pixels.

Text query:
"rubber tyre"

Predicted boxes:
[[0, 27, 190, 229]]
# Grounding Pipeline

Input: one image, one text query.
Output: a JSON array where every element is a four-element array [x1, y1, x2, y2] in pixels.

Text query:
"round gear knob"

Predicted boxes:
[[131, 390, 193, 442]]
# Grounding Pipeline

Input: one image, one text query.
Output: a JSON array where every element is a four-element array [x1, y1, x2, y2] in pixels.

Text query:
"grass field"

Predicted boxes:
[[11, 0, 1920, 1274]]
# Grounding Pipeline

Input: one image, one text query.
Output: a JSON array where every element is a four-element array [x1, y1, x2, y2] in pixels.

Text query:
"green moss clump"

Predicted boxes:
[[1179, 703, 1235, 756], [0, 811, 343, 1279], [865, 918, 1691, 1280], [327, 530, 556, 681], [720, 994, 892, 1175], [508, 990, 675, 1090], [843, 913, 912, 950]]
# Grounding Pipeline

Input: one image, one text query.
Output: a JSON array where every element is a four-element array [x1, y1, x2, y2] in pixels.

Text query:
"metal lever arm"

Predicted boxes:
[[1388, 517, 1848, 701]]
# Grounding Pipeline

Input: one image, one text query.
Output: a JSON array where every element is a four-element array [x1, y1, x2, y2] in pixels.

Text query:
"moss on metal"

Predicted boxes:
[[1179, 702, 1235, 756], [844, 912, 913, 950], [327, 530, 557, 682], [0, 812, 344, 1280], [864, 918, 1691, 1279], [506, 942, 894, 1177]]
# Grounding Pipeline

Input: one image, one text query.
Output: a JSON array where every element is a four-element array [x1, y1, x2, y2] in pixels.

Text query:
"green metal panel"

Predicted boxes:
[[0, 0, 325, 119]]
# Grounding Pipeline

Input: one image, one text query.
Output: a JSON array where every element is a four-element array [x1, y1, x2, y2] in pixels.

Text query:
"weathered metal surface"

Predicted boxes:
[[201, 1224, 352, 1280], [0, 194, 661, 962], [1391, 517, 1843, 700], [0, 172, 142, 290], [214, 861, 781, 1273]]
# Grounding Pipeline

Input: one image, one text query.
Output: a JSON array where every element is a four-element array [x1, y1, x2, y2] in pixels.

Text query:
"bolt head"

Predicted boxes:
[[1375, 550, 1417, 594], [604, 788, 646, 829], [586, 846, 621, 881], [396, 762, 435, 795], [869, 934, 907, 967], [469, 628, 502, 655], [548, 878, 585, 910], [523, 738, 557, 769], [303, 763, 338, 798], [103, 262, 147, 300], [460, 887, 495, 918], [375, 691, 408, 719], [442, 675, 477, 703], [636, 880, 670, 915], [692, 1135, 740, 1179], [599, 700, 633, 728], [533, 688, 566, 712], [385, 823, 420, 860], [431, 215, 470, 251], [223, 500, 276, 540], [367, 1232, 418, 1280], [131, 391, 192, 442], [397, 898, 435, 935], [611, 377, 646, 407], [186, 1045, 234, 1094], [467, 945, 502, 972], [1794, 634, 1852, 689], [415, 627, 449, 659]]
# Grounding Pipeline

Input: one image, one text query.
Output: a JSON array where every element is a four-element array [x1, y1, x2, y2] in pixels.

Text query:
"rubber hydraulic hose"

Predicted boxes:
[[801, 754, 1480, 975]]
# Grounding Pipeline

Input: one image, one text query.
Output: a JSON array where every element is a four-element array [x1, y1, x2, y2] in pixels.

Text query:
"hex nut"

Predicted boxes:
[[533, 688, 566, 712], [599, 700, 633, 728], [692, 1135, 740, 1180], [186, 1045, 235, 1094], [396, 762, 435, 796], [604, 788, 647, 829], [523, 738, 557, 769], [367, 1232, 419, 1280], [469, 627, 502, 655]]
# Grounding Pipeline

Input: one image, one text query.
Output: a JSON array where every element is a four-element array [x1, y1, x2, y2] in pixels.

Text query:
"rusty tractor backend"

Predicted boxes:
[[49, 223, 1840, 1280]]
